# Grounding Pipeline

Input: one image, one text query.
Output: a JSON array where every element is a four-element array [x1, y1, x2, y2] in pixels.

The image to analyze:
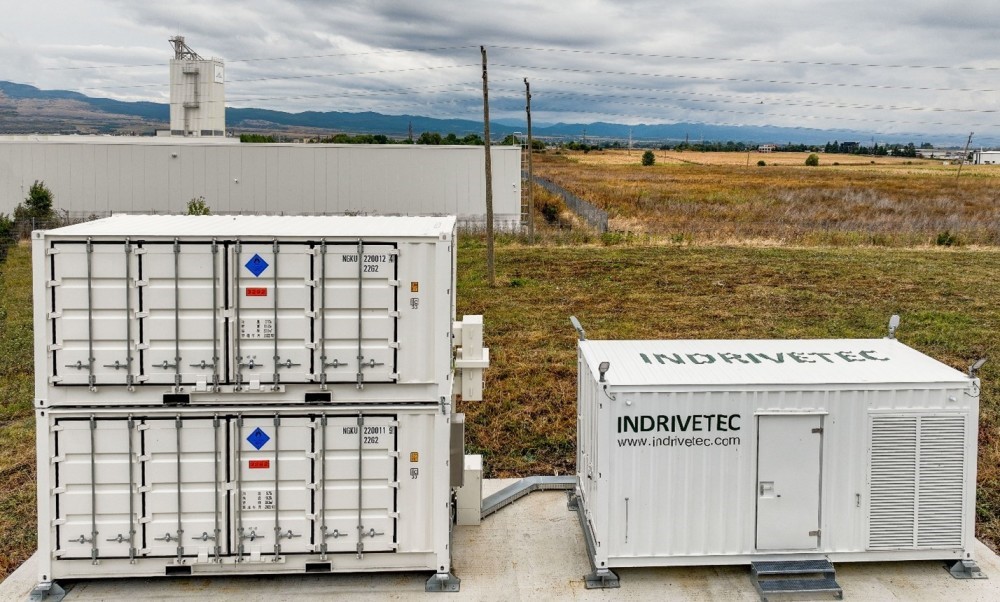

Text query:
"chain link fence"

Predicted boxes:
[[530, 175, 608, 233], [0, 212, 107, 263]]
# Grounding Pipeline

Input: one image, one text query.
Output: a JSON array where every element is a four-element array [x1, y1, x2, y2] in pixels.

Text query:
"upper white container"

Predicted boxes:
[[33, 215, 473, 407], [576, 337, 980, 569]]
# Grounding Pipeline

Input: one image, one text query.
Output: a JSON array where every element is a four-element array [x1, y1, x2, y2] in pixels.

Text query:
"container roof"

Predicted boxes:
[[40, 214, 457, 239], [579, 339, 970, 387]]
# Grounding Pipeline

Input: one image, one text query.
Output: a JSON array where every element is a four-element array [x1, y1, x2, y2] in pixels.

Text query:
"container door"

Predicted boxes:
[[49, 242, 138, 387], [232, 243, 313, 386], [53, 418, 138, 560], [141, 417, 223, 561], [314, 415, 398, 554], [140, 242, 222, 387], [756, 414, 823, 550], [232, 416, 313, 559], [314, 243, 398, 386]]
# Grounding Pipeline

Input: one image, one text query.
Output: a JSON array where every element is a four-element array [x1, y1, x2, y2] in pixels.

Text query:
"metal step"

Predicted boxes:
[[752, 559, 835, 577], [756, 577, 843, 599]]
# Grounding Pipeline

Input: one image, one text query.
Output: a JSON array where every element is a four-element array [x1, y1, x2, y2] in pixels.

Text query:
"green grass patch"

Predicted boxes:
[[0, 241, 37, 578]]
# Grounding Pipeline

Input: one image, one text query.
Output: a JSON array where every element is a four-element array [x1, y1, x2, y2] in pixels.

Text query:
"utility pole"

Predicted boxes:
[[957, 132, 974, 179], [524, 77, 535, 244], [481, 46, 495, 286], [408, 120, 413, 143]]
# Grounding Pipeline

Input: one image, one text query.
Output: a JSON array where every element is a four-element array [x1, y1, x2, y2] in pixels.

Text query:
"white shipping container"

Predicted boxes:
[[31, 215, 488, 595], [33, 215, 472, 407], [575, 338, 981, 576], [35, 405, 455, 580]]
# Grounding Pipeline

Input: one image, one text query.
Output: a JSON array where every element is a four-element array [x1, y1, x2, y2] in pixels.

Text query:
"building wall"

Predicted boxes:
[[169, 59, 226, 136], [0, 139, 522, 227], [973, 151, 1000, 165]]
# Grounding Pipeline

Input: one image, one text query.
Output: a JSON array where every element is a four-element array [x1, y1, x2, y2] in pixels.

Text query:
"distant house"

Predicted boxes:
[[973, 150, 1000, 165], [757, 144, 775, 153]]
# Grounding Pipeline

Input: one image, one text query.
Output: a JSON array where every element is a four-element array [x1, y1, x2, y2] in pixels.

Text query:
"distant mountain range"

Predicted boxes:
[[0, 80, 952, 146]]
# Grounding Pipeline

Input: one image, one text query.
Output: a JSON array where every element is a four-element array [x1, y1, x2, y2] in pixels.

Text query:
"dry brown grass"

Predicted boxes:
[[535, 151, 1000, 246]]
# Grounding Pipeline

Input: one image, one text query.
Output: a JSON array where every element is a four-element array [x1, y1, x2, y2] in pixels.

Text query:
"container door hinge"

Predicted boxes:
[[809, 529, 821, 537], [811, 428, 824, 434]]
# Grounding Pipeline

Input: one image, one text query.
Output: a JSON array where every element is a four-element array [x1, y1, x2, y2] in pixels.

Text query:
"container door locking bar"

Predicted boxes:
[[356, 412, 365, 558], [356, 240, 365, 389]]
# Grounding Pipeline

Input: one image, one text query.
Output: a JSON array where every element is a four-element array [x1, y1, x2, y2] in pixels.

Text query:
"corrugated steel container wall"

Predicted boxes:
[[0, 140, 521, 227], [36, 404, 455, 579], [576, 339, 979, 568], [33, 215, 458, 407]]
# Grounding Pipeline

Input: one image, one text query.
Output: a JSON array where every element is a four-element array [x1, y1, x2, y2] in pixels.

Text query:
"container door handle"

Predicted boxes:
[[759, 481, 775, 497]]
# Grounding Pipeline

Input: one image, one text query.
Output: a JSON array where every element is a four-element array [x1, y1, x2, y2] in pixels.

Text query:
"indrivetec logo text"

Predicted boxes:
[[639, 349, 890, 366], [618, 414, 741, 433]]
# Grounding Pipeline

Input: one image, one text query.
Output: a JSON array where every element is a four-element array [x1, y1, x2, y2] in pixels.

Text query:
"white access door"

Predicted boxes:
[[142, 418, 222, 559], [756, 414, 823, 550], [232, 416, 314, 558], [314, 244, 398, 386], [49, 242, 136, 387], [141, 243, 221, 387], [314, 415, 398, 554], [232, 243, 313, 386], [53, 418, 136, 559]]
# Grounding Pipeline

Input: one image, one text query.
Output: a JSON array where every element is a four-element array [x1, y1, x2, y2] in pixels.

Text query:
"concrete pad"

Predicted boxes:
[[3, 479, 1000, 601]]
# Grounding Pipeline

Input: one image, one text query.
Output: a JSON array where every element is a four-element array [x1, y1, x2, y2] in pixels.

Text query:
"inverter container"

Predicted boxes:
[[574, 338, 981, 576], [32, 215, 488, 594]]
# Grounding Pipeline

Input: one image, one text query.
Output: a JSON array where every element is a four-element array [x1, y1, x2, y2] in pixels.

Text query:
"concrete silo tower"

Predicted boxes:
[[168, 36, 225, 136]]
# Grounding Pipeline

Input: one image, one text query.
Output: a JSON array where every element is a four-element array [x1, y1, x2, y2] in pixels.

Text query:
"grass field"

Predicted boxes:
[[0, 241, 36, 578], [534, 151, 1000, 246], [2, 157, 1000, 578]]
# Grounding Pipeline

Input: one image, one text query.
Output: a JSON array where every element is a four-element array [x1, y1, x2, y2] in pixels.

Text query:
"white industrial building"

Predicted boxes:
[[0, 137, 522, 227], [168, 36, 225, 137], [972, 150, 1000, 165]]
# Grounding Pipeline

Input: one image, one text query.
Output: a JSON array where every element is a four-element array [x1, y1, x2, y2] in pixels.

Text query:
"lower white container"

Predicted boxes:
[[35, 404, 458, 586], [574, 337, 981, 577]]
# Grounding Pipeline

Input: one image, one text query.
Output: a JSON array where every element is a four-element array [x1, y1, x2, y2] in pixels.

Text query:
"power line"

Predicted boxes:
[[40, 45, 480, 70], [491, 45, 1000, 73], [523, 78, 1000, 115], [492, 63, 1000, 94]]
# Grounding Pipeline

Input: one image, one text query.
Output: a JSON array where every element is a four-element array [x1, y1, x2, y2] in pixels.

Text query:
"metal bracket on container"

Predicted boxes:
[[189, 360, 216, 370], [29, 581, 66, 602], [948, 559, 987, 579]]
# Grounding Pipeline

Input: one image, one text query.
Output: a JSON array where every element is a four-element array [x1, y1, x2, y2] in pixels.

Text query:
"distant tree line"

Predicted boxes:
[[822, 140, 922, 157]]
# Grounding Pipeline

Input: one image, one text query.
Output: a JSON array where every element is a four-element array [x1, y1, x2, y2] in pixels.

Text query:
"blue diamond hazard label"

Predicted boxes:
[[247, 427, 270, 450], [245, 254, 269, 277]]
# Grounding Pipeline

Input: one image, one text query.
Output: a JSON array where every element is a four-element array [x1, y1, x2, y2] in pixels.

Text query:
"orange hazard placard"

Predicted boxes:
[[246, 287, 268, 297], [249, 459, 270, 469]]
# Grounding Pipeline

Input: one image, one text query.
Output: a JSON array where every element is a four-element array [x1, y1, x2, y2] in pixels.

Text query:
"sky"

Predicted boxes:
[[3, 0, 1000, 144]]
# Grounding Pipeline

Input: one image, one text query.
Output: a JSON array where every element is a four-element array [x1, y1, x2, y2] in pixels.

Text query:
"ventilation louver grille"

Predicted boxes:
[[868, 414, 966, 550]]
